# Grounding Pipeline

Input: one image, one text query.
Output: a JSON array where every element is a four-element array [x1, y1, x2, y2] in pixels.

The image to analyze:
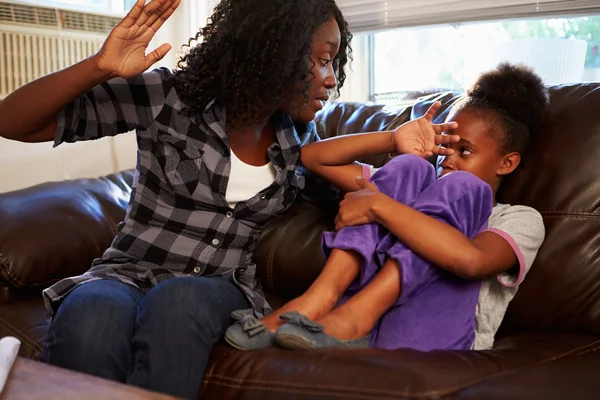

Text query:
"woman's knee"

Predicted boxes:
[[43, 280, 140, 370], [139, 277, 243, 323], [141, 276, 218, 309], [47, 281, 140, 350]]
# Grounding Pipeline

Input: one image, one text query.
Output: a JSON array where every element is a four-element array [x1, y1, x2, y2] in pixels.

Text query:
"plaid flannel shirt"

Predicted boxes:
[[42, 68, 336, 317]]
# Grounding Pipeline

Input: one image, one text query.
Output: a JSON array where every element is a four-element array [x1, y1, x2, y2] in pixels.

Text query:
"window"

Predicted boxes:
[[372, 15, 600, 103], [15, 0, 129, 15]]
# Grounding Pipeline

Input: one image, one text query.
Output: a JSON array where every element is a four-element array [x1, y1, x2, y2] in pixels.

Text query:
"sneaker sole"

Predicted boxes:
[[224, 335, 251, 351], [276, 332, 318, 350]]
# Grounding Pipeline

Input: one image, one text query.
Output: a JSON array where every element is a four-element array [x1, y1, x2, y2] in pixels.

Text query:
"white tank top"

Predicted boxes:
[[225, 150, 277, 208]]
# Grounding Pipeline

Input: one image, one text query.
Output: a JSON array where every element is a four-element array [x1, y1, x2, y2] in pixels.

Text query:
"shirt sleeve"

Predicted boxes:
[[485, 205, 545, 288], [298, 124, 341, 210], [54, 67, 171, 147], [360, 163, 380, 180]]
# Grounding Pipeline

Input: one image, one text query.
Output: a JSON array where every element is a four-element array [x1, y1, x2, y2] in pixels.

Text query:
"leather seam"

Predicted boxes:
[[18, 277, 60, 288], [0, 253, 24, 288], [539, 211, 599, 218], [201, 381, 396, 399], [575, 343, 600, 356], [0, 316, 43, 354], [536, 338, 600, 361], [203, 339, 600, 399], [0, 253, 62, 288]]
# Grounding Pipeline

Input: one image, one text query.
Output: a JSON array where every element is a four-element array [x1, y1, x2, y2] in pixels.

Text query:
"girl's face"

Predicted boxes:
[[283, 17, 340, 123], [437, 109, 520, 190]]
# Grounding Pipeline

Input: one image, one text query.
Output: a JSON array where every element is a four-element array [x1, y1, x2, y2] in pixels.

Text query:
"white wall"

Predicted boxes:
[[0, 136, 122, 192]]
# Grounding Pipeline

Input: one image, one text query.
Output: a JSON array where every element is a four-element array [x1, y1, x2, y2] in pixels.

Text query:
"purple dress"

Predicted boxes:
[[323, 155, 493, 350]]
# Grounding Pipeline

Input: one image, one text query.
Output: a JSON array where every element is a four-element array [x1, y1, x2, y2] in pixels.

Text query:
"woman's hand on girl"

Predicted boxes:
[[93, 0, 181, 79], [393, 101, 459, 158]]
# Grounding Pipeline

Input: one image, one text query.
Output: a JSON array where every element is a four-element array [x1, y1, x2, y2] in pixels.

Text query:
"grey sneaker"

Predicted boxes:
[[275, 311, 370, 349], [224, 309, 275, 350]]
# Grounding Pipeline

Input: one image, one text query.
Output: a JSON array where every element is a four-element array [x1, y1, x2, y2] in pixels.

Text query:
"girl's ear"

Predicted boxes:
[[497, 152, 520, 176]]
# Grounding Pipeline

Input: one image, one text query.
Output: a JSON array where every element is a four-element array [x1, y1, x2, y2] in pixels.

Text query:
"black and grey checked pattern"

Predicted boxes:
[[42, 68, 333, 317]]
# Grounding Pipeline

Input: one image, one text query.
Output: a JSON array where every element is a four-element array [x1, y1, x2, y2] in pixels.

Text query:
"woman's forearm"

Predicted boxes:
[[0, 55, 111, 142], [301, 131, 396, 169]]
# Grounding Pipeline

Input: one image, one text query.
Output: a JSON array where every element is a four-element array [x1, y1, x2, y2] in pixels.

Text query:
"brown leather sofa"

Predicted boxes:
[[1, 83, 599, 399]]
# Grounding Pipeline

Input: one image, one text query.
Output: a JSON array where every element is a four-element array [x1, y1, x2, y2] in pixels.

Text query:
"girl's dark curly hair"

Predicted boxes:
[[172, 0, 352, 126], [452, 62, 549, 154]]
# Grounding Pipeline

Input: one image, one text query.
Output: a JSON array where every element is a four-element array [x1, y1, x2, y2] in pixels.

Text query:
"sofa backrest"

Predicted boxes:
[[495, 84, 600, 337]]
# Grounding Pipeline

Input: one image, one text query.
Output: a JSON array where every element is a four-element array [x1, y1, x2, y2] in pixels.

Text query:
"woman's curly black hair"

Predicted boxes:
[[172, 0, 352, 126], [452, 62, 549, 155]]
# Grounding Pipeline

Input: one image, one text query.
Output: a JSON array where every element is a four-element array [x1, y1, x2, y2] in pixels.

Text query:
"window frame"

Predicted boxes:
[[367, 14, 600, 103]]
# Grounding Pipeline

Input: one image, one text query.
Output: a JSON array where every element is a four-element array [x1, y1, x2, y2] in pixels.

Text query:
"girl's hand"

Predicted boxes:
[[93, 0, 181, 79], [393, 101, 460, 158], [335, 177, 384, 230]]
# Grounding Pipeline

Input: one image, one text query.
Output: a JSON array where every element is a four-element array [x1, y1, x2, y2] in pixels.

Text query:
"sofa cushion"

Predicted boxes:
[[201, 333, 600, 400], [0, 171, 134, 288]]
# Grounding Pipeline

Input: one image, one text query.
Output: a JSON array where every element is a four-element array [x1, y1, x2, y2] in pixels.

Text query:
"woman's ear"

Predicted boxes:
[[497, 152, 521, 176]]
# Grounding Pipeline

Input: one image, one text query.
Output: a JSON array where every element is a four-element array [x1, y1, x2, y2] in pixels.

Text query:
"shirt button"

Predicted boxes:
[[260, 194, 266, 200], [226, 211, 233, 218], [212, 238, 220, 246], [193, 266, 201, 274]]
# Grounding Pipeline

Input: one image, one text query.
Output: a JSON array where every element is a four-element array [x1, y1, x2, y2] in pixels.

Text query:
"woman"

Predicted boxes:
[[0, 0, 453, 398]]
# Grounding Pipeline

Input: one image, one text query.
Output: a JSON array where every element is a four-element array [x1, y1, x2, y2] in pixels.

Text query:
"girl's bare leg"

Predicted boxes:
[[261, 249, 361, 331], [314, 258, 401, 340]]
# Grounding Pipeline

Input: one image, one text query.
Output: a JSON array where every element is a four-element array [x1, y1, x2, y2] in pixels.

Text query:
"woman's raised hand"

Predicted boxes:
[[93, 0, 181, 79]]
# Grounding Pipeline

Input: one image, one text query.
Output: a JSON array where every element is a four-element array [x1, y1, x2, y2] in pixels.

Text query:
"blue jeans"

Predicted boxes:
[[40, 276, 248, 399]]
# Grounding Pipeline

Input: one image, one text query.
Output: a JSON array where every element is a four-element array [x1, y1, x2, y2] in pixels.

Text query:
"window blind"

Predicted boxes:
[[337, 0, 600, 32]]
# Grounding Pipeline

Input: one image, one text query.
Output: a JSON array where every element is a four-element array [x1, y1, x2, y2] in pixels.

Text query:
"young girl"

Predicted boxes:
[[226, 63, 548, 351]]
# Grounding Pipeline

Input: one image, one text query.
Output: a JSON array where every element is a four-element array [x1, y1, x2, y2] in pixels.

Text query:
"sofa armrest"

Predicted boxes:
[[0, 171, 134, 289]]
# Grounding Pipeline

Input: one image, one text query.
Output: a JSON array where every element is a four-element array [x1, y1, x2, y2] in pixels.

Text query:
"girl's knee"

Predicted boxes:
[[371, 155, 436, 200], [379, 154, 434, 177], [437, 171, 493, 199]]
